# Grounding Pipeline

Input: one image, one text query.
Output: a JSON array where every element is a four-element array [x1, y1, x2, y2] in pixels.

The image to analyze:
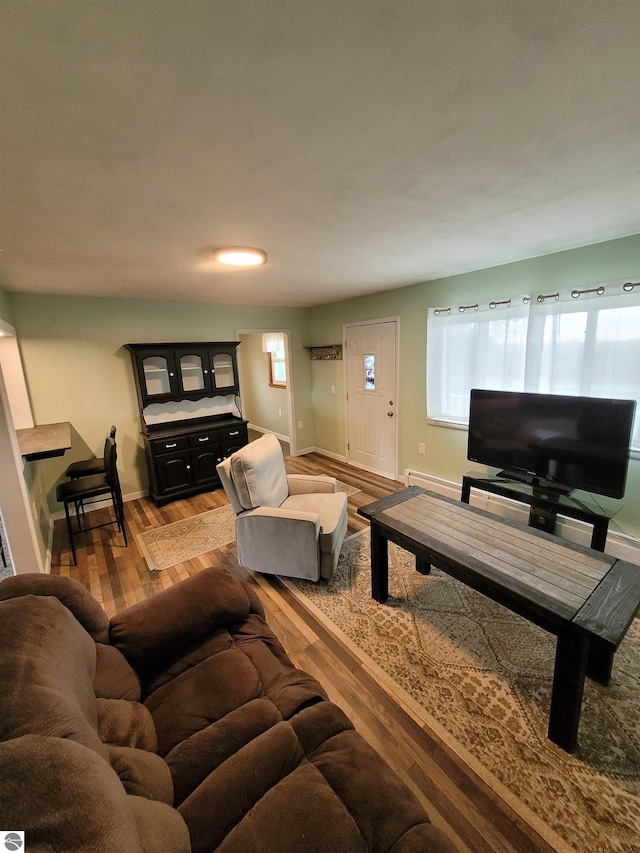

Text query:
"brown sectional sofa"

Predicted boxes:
[[0, 567, 457, 853]]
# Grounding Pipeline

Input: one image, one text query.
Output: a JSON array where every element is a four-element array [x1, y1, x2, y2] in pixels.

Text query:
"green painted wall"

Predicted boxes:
[[309, 235, 640, 538], [0, 286, 14, 325], [5, 234, 639, 545], [8, 293, 312, 513], [238, 333, 290, 438]]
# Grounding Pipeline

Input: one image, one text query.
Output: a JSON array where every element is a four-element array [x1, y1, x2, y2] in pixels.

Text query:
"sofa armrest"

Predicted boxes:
[[286, 474, 337, 495], [109, 565, 252, 676], [236, 507, 321, 579]]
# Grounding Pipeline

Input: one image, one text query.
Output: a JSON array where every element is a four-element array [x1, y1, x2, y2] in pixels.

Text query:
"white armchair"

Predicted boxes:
[[216, 434, 348, 581]]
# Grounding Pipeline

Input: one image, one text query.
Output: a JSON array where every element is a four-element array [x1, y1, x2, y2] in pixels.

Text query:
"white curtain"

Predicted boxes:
[[262, 332, 285, 356], [426, 296, 530, 424], [525, 284, 640, 450], [426, 282, 640, 451]]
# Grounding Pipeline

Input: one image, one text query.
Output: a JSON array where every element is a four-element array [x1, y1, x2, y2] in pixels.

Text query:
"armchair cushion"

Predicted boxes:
[[283, 492, 348, 568], [229, 433, 289, 510], [286, 474, 338, 495]]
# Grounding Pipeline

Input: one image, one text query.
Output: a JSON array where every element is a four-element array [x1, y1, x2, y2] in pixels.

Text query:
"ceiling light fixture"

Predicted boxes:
[[211, 246, 267, 267]]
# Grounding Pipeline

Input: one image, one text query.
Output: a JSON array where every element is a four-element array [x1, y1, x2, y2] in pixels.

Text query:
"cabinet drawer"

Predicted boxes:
[[218, 424, 248, 443], [152, 436, 189, 454], [188, 430, 219, 448]]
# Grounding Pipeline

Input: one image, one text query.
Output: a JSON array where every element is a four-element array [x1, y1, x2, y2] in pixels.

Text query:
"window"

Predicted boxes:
[[269, 351, 287, 387], [364, 354, 375, 390], [262, 332, 287, 388], [427, 282, 640, 452]]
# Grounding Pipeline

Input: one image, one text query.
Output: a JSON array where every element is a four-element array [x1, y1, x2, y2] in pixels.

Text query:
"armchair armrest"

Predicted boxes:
[[236, 507, 321, 580], [287, 474, 338, 495], [109, 565, 253, 676]]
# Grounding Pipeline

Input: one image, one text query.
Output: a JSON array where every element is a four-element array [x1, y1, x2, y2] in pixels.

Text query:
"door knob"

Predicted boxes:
[[387, 411, 394, 417]]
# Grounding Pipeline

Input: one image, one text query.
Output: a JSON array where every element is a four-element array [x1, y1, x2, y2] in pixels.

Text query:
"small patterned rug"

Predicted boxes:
[[137, 480, 360, 571], [136, 505, 237, 571], [281, 530, 640, 853]]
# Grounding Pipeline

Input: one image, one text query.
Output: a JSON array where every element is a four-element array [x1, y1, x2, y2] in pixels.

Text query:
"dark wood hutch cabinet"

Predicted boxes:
[[126, 342, 248, 506]]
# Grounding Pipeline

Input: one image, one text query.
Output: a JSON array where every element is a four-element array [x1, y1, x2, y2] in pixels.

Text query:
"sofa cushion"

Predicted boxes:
[[0, 735, 190, 853], [145, 612, 326, 757], [0, 595, 104, 756], [108, 744, 174, 804], [95, 642, 142, 700], [110, 565, 252, 678], [145, 646, 263, 755], [166, 697, 284, 805], [0, 572, 110, 642], [178, 701, 456, 853], [229, 433, 289, 510], [97, 698, 158, 751]]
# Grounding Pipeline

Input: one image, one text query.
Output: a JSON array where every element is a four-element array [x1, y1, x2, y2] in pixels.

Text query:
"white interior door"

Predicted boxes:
[[345, 320, 397, 479]]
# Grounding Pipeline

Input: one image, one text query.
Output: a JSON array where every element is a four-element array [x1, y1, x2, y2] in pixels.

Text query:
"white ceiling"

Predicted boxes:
[[1, 1, 639, 308]]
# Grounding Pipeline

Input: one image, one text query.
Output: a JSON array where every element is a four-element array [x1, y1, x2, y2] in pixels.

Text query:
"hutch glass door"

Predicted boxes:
[[211, 352, 235, 391], [142, 355, 175, 398], [179, 353, 206, 394]]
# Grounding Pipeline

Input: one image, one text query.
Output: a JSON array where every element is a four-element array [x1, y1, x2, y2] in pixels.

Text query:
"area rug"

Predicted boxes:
[[280, 530, 640, 853], [136, 480, 360, 571], [136, 506, 237, 571]]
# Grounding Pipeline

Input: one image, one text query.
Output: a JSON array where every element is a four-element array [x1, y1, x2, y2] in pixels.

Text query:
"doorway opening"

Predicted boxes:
[[236, 329, 296, 456]]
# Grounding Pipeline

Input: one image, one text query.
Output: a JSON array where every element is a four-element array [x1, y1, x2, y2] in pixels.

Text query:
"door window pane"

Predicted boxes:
[[364, 355, 375, 390]]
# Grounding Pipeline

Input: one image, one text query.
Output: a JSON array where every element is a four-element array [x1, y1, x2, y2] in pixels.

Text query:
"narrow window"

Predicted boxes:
[[269, 351, 287, 388], [364, 354, 375, 390]]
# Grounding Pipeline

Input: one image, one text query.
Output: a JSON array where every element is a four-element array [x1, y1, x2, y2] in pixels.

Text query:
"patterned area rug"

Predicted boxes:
[[281, 530, 640, 853], [137, 480, 360, 571], [136, 505, 237, 571]]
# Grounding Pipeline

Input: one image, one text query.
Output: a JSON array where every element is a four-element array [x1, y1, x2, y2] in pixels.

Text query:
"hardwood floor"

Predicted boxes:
[[50, 445, 554, 853]]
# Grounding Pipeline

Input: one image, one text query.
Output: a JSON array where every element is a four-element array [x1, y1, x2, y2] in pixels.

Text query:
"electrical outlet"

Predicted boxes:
[[278, 409, 282, 417], [418, 443, 426, 454], [331, 384, 336, 394], [298, 420, 304, 429]]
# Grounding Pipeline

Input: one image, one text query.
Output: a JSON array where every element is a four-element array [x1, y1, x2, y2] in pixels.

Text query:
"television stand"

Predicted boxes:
[[461, 472, 610, 552]]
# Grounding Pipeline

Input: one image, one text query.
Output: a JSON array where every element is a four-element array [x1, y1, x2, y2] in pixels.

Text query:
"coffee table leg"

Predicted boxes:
[[416, 556, 431, 575], [548, 629, 590, 752], [370, 523, 389, 603], [586, 639, 614, 685]]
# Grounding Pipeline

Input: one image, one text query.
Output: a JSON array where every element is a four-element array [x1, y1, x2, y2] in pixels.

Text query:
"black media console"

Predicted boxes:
[[461, 472, 610, 552]]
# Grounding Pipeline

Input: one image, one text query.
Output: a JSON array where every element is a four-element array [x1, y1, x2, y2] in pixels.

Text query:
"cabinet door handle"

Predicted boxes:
[[186, 465, 191, 470], [229, 431, 239, 436], [204, 369, 209, 374], [169, 372, 175, 377], [198, 437, 209, 442], [165, 443, 177, 449]]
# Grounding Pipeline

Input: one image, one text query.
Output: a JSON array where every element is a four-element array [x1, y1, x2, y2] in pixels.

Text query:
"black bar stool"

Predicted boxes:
[[64, 425, 116, 480], [56, 436, 127, 564]]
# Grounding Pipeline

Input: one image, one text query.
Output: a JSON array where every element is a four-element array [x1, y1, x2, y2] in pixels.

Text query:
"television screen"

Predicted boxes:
[[467, 390, 636, 499]]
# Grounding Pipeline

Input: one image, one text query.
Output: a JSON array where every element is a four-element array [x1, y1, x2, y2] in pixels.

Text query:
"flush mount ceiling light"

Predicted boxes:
[[210, 246, 268, 267]]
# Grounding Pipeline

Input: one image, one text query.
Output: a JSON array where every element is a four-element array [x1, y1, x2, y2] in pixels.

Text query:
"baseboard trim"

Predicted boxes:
[[305, 446, 348, 463], [50, 489, 150, 522], [404, 468, 640, 562], [247, 423, 290, 443]]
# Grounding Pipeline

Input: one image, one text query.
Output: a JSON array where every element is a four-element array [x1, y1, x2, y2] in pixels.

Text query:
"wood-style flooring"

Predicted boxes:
[[50, 442, 555, 853]]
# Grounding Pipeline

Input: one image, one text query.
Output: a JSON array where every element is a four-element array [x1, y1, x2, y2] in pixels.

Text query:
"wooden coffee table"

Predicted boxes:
[[357, 487, 640, 752]]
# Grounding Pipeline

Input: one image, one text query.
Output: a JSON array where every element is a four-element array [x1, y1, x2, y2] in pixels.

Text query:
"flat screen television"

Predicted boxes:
[[467, 390, 636, 499]]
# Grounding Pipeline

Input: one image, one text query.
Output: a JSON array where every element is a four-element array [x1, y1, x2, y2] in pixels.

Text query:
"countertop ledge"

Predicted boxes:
[[17, 422, 72, 461]]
